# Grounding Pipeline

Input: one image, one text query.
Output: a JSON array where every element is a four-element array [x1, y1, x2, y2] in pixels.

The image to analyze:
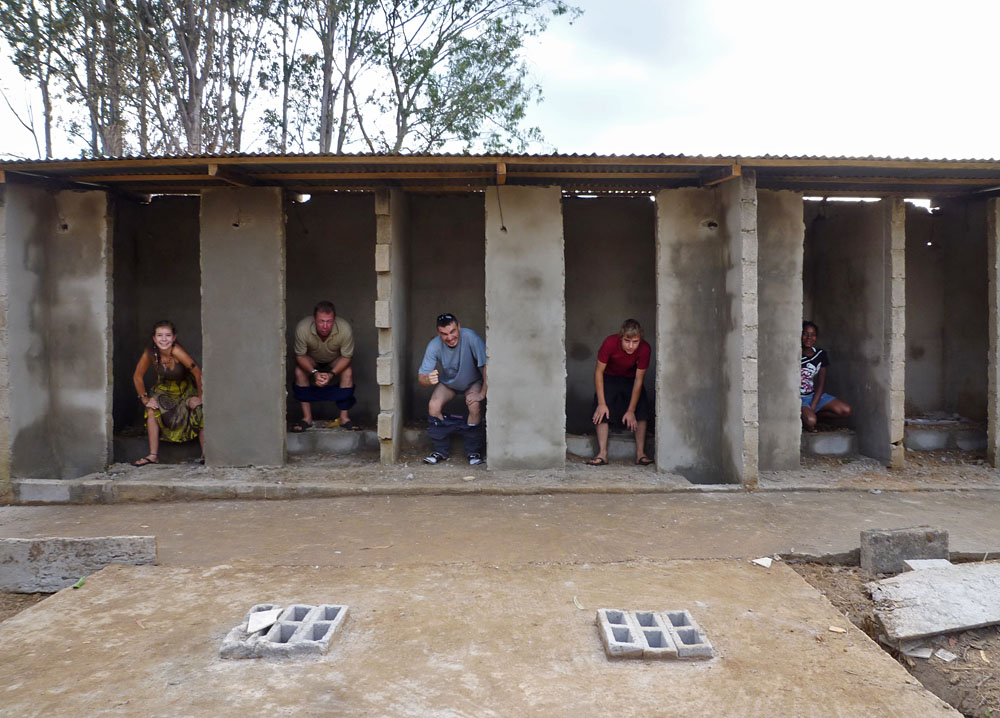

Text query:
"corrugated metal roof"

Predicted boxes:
[[3, 152, 1000, 196]]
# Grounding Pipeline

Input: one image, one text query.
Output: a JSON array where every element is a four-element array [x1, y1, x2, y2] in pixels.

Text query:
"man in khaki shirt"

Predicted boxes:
[[291, 300, 359, 431]]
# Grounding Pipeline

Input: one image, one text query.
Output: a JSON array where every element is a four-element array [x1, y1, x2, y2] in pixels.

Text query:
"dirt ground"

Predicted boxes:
[[793, 562, 1000, 718], [0, 592, 45, 623]]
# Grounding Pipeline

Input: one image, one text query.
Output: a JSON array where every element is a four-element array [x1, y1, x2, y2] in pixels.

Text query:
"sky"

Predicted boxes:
[[2, 0, 999, 160]]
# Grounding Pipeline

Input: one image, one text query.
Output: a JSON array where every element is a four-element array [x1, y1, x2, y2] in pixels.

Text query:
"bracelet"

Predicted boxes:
[[311, 368, 318, 375]]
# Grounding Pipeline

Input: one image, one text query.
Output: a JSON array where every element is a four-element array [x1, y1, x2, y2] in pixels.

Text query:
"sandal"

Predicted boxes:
[[339, 419, 362, 431], [636, 456, 654, 466], [586, 457, 608, 466], [291, 420, 313, 433], [133, 454, 158, 467]]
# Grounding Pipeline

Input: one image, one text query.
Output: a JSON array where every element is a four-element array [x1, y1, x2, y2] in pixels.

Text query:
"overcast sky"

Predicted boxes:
[[2, 0, 999, 160]]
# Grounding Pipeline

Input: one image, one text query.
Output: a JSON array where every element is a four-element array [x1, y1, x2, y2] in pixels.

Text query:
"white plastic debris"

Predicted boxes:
[[751, 557, 773, 568], [246, 607, 282, 634], [935, 649, 958, 662]]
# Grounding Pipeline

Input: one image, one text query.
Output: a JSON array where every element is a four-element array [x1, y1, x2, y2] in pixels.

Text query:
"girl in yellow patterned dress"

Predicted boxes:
[[131, 321, 204, 466]]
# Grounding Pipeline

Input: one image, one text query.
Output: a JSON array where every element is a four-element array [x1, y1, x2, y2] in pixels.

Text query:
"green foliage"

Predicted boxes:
[[0, 0, 580, 156]]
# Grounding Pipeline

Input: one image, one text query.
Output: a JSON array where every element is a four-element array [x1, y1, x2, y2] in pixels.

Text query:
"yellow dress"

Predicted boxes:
[[146, 360, 203, 442]]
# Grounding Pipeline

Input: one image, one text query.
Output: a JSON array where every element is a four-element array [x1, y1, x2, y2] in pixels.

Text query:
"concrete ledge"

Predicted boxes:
[[567, 433, 651, 460], [0, 536, 157, 592], [800, 429, 858, 457], [904, 421, 987, 452], [287, 429, 379, 455]]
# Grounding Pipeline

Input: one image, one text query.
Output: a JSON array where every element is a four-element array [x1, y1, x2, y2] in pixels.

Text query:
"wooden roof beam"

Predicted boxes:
[[700, 164, 741, 187], [208, 163, 259, 187]]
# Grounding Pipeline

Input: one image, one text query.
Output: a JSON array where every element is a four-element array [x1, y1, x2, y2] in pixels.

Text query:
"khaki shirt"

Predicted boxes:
[[294, 315, 354, 364]]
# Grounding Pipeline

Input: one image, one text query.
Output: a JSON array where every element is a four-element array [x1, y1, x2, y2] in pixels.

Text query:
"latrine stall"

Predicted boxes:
[[5, 154, 1000, 491], [563, 196, 656, 440], [904, 199, 988, 450], [801, 198, 906, 466]]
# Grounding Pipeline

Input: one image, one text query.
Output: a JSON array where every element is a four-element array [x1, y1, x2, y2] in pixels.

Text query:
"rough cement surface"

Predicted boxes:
[[485, 186, 566, 469], [860, 526, 949, 574], [869, 563, 1000, 641], [0, 562, 958, 717], [200, 188, 286, 467], [757, 190, 804, 471], [0, 535, 156, 592]]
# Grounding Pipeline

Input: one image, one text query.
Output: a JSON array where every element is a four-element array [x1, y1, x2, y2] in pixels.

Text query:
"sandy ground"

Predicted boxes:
[[794, 563, 1000, 718], [0, 561, 959, 718]]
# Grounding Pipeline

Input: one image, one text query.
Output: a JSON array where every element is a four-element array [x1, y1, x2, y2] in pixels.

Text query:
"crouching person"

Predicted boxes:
[[418, 313, 487, 466]]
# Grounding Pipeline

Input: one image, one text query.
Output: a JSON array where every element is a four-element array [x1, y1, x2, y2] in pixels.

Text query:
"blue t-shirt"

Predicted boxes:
[[419, 328, 486, 392]]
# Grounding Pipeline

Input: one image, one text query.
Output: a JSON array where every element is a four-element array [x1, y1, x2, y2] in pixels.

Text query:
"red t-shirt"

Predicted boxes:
[[597, 334, 651, 378]]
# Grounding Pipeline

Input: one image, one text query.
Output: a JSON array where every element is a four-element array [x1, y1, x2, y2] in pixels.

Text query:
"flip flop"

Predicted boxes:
[[133, 455, 158, 467], [291, 420, 313, 433], [339, 420, 362, 431], [586, 457, 608, 466], [636, 456, 654, 466]]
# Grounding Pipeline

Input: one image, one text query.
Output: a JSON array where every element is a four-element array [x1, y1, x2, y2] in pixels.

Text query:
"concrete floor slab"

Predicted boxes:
[[0, 562, 958, 717]]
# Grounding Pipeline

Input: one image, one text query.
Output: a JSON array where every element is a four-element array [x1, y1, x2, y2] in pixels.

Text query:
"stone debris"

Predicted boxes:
[[596, 608, 713, 660], [860, 526, 949, 574], [903, 558, 953, 572], [868, 562, 1000, 641], [219, 603, 348, 659], [0, 536, 157, 592]]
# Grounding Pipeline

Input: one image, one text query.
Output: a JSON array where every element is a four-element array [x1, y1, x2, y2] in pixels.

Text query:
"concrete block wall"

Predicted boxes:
[[375, 189, 409, 464], [564, 197, 656, 434], [4, 185, 114, 479], [905, 201, 987, 422], [721, 172, 759, 487], [655, 178, 760, 485], [803, 199, 905, 466], [757, 190, 805, 470], [0, 187, 9, 491], [988, 198, 1000, 466], [285, 193, 376, 424], [485, 186, 566, 469], [200, 188, 286, 466]]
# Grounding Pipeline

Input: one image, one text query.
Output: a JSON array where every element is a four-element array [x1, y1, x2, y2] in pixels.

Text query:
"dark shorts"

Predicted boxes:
[[594, 375, 649, 424]]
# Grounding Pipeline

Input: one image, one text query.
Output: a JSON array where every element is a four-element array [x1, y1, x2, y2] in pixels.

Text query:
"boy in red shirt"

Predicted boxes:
[[588, 319, 652, 466]]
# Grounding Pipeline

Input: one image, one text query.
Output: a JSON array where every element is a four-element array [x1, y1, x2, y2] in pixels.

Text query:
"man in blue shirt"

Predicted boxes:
[[417, 313, 487, 465]]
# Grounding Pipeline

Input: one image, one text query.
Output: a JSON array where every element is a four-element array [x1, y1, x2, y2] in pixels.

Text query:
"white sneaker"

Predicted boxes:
[[424, 452, 447, 464], [468, 453, 483, 466]]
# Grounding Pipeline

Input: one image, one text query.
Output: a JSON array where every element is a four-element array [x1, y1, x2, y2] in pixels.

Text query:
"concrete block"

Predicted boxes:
[[13, 479, 72, 504], [374, 188, 390, 216], [374, 300, 391, 328], [0, 536, 157, 592], [565, 432, 650, 461], [379, 385, 395, 412], [376, 356, 392, 386], [377, 412, 393, 439], [800, 430, 857, 457], [374, 244, 391, 272], [566, 434, 597, 457], [220, 602, 348, 659], [860, 526, 949, 575], [376, 273, 391, 301], [903, 559, 953, 572], [904, 427, 949, 451], [956, 430, 988, 451], [596, 609, 712, 660], [869, 563, 1000, 640]]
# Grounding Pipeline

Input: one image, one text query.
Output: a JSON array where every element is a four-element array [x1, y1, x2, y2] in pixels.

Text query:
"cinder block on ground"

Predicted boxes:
[[800, 430, 858, 457], [903, 420, 987, 452], [596, 608, 712, 660], [860, 526, 949, 574], [220, 602, 349, 659], [566, 433, 652, 461], [0, 536, 157, 592]]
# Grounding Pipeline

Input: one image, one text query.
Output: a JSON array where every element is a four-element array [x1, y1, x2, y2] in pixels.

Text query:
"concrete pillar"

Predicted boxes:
[[721, 172, 759, 487], [484, 186, 565, 469], [2, 184, 113, 479], [804, 198, 905, 466], [0, 186, 9, 494], [987, 199, 1000, 465], [375, 188, 409, 464], [200, 188, 286, 466], [757, 190, 805, 470], [885, 199, 906, 468], [655, 175, 759, 485]]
